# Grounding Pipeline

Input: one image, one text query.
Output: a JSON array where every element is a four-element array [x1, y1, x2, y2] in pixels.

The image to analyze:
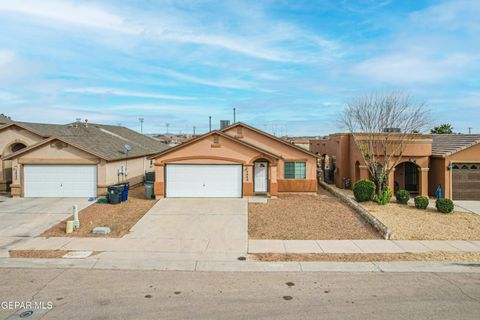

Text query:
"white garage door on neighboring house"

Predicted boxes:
[[24, 165, 97, 198], [166, 164, 242, 198]]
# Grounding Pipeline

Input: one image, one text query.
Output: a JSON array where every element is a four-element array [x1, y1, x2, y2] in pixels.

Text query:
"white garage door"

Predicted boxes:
[[166, 164, 242, 198], [24, 165, 97, 198]]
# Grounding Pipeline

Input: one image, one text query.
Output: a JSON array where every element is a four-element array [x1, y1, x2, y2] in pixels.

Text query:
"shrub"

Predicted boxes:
[[414, 196, 429, 209], [352, 179, 376, 202], [436, 198, 454, 214], [374, 187, 392, 205], [396, 190, 410, 205]]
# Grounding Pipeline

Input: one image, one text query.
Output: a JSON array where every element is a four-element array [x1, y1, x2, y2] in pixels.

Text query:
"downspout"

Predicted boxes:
[[448, 159, 453, 199]]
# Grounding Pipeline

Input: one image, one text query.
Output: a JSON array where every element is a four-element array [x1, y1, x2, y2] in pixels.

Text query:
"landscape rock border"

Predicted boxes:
[[319, 181, 392, 240]]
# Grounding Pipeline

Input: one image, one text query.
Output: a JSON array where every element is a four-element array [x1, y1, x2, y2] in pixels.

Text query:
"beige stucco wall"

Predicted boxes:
[[9, 139, 151, 197], [104, 157, 152, 193], [0, 126, 44, 191]]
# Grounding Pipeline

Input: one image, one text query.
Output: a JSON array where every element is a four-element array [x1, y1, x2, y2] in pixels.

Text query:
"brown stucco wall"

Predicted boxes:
[[315, 133, 432, 196], [442, 143, 480, 199], [153, 128, 318, 198]]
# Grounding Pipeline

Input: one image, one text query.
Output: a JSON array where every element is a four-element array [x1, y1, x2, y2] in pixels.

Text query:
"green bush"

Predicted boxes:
[[396, 190, 410, 205], [414, 196, 429, 209], [374, 187, 392, 205], [352, 179, 376, 202], [436, 198, 454, 214]]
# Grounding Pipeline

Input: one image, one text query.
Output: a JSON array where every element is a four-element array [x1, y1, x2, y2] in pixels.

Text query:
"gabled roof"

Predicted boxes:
[[0, 120, 169, 161], [149, 130, 282, 160], [432, 134, 480, 157], [0, 114, 13, 125], [3, 136, 106, 161], [221, 122, 320, 158]]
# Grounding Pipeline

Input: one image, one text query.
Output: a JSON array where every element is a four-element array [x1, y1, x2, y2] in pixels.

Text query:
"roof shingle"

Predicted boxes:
[[432, 134, 480, 157], [3, 120, 169, 161]]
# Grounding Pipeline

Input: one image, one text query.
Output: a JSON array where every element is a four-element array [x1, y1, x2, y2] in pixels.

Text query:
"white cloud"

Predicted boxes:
[[64, 87, 194, 100], [0, 0, 137, 33], [0, 0, 339, 63], [155, 68, 254, 90], [353, 51, 471, 84], [0, 49, 15, 67]]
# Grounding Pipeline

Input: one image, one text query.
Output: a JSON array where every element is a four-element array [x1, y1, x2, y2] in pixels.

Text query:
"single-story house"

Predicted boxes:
[[0, 119, 169, 198], [149, 122, 319, 198], [310, 133, 480, 200]]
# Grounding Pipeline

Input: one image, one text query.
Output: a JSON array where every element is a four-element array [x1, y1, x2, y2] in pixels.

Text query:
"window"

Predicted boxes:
[[284, 162, 306, 179], [213, 135, 220, 144]]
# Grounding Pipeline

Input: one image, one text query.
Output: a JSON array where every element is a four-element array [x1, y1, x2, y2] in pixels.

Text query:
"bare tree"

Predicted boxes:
[[340, 92, 429, 196]]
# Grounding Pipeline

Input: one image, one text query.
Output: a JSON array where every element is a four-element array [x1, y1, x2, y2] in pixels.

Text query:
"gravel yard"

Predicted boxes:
[[363, 201, 480, 240], [41, 185, 157, 238], [251, 251, 480, 262], [248, 188, 381, 240]]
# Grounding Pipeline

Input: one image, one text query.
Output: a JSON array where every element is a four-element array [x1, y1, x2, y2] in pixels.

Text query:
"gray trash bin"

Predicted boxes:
[[145, 182, 154, 199]]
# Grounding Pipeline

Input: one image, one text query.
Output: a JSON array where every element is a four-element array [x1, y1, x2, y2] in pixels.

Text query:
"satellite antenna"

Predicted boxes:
[[123, 144, 132, 180]]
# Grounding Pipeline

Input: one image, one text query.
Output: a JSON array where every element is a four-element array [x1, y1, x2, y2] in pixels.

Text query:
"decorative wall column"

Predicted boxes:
[[154, 163, 164, 198], [243, 164, 253, 196], [359, 165, 369, 180], [419, 167, 429, 196], [270, 164, 278, 196], [388, 168, 395, 193]]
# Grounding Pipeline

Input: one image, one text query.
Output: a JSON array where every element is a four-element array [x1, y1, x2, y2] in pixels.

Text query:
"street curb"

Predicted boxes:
[[319, 181, 392, 240]]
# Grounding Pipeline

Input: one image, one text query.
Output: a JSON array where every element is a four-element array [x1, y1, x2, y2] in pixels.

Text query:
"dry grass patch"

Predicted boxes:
[[249, 189, 381, 240], [363, 201, 480, 240], [10, 250, 69, 259], [252, 251, 480, 262], [41, 185, 157, 238]]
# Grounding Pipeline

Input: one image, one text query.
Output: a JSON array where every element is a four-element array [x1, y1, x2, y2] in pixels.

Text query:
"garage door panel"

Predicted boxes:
[[452, 164, 480, 200], [24, 165, 97, 198], [166, 164, 242, 198]]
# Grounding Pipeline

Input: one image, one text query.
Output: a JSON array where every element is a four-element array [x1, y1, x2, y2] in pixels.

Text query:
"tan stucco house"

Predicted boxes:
[[149, 122, 319, 198], [0, 118, 169, 197], [310, 133, 480, 200]]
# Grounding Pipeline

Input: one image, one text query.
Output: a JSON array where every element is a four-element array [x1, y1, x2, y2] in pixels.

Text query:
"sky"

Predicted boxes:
[[0, 0, 479, 136]]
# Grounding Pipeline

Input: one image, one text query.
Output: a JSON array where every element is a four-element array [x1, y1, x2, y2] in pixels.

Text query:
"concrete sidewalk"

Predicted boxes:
[[0, 255, 479, 273], [248, 240, 480, 253]]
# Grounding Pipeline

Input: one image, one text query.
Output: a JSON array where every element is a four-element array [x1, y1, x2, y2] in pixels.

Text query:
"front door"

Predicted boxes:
[[254, 161, 268, 193], [404, 162, 418, 193]]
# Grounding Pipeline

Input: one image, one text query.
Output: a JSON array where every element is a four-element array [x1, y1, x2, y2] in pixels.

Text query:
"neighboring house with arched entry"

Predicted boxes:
[[149, 122, 319, 198], [0, 118, 169, 197], [311, 133, 480, 200]]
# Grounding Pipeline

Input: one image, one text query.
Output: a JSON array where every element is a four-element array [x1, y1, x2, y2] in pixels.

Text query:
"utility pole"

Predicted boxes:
[[193, 126, 196, 136], [139, 117, 144, 133], [233, 107, 236, 123], [209, 116, 212, 132], [166, 123, 170, 134]]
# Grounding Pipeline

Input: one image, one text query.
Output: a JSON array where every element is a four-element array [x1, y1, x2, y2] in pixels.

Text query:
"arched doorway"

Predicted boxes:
[[354, 161, 360, 183], [394, 161, 420, 194], [2, 142, 28, 191]]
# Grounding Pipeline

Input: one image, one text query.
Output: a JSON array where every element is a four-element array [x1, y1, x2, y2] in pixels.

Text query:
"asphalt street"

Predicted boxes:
[[1, 268, 479, 319]]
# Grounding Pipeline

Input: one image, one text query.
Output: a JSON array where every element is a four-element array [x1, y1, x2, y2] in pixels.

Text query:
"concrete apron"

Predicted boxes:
[[5, 198, 249, 262]]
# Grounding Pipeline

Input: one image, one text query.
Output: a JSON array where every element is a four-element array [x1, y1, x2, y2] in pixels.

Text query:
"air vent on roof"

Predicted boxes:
[[383, 128, 401, 133]]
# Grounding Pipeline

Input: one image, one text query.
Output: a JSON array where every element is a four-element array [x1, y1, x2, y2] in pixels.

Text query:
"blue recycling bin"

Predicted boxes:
[[121, 183, 129, 202]]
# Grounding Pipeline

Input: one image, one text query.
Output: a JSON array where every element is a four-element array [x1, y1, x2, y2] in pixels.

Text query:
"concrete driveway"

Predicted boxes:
[[0, 197, 92, 255], [454, 201, 480, 215], [126, 198, 248, 255]]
